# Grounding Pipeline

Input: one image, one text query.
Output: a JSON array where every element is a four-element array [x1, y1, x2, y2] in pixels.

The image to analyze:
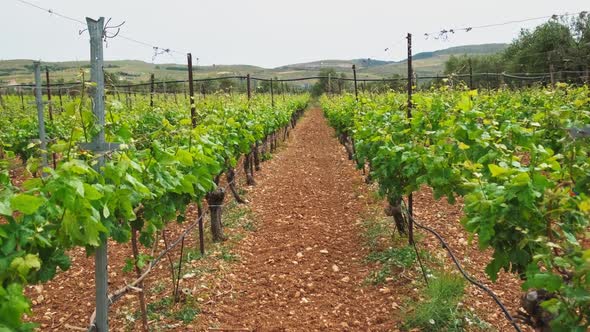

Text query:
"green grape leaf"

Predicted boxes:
[[10, 194, 44, 215]]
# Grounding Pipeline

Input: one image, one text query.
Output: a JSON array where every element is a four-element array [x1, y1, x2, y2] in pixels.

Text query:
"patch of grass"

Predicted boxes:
[[362, 217, 421, 284], [367, 246, 416, 268], [365, 265, 391, 285], [223, 202, 252, 229], [145, 295, 200, 325], [147, 296, 174, 320], [149, 281, 166, 295], [364, 246, 418, 285], [174, 305, 199, 323], [362, 217, 392, 252], [242, 220, 257, 232], [184, 247, 206, 262], [261, 152, 272, 161], [233, 233, 246, 241], [449, 310, 493, 331], [217, 246, 238, 262], [369, 189, 382, 202], [404, 273, 466, 331]]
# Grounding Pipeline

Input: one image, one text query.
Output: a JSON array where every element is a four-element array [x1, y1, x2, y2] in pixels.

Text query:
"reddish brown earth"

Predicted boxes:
[[23, 107, 526, 331], [412, 188, 523, 332], [198, 108, 399, 331]]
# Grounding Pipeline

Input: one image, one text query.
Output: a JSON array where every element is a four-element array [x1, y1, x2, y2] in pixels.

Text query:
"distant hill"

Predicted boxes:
[[276, 58, 393, 71], [0, 43, 508, 84], [411, 43, 508, 61]]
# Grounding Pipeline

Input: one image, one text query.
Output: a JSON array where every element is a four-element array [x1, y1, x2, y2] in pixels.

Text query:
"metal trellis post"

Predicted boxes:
[[247, 74, 252, 100], [352, 64, 358, 101], [33, 62, 49, 174], [270, 78, 274, 107], [406, 32, 414, 238], [188, 53, 196, 128], [150, 73, 155, 107]]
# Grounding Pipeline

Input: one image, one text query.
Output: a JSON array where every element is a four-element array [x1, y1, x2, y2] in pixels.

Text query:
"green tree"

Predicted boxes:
[[503, 19, 574, 73], [444, 54, 505, 88], [444, 14, 590, 86], [311, 68, 337, 96]]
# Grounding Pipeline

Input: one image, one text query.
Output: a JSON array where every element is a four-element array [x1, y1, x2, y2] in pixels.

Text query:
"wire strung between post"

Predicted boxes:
[[423, 11, 588, 39], [13, 0, 187, 57], [3, 71, 583, 90]]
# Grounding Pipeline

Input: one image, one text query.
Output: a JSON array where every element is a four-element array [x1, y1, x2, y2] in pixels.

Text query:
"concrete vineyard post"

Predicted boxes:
[[87, 17, 109, 332]]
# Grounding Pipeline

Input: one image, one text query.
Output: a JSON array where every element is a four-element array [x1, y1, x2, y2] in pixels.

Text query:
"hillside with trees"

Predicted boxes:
[[444, 12, 590, 86]]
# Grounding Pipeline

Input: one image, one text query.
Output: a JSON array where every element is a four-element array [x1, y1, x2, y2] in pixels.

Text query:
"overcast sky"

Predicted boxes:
[[1, 0, 588, 68]]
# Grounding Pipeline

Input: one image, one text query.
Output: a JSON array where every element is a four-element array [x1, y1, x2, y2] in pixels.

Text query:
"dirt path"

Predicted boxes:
[[199, 108, 396, 331]]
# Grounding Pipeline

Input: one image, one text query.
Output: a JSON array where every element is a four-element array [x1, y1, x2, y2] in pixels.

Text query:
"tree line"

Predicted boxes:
[[445, 12, 590, 88]]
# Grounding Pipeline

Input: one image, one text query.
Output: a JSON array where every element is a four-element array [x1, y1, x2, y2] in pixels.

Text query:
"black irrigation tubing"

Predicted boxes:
[[404, 209, 523, 332]]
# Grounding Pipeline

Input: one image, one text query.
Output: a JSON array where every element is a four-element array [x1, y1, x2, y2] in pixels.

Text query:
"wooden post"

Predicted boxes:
[[550, 63, 556, 87], [352, 64, 358, 101], [247, 74, 251, 100], [188, 53, 205, 255], [406, 32, 414, 243], [407, 33, 413, 121], [270, 78, 274, 107], [126, 86, 131, 109], [20, 90, 25, 111], [188, 53, 196, 128], [150, 73, 155, 107], [45, 68, 57, 169], [58, 88, 63, 112], [198, 204, 204, 255], [45, 68, 54, 121], [468, 58, 474, 90]]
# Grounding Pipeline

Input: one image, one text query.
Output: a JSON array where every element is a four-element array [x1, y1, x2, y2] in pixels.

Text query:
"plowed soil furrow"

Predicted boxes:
[[200, 108, 397, 331]]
